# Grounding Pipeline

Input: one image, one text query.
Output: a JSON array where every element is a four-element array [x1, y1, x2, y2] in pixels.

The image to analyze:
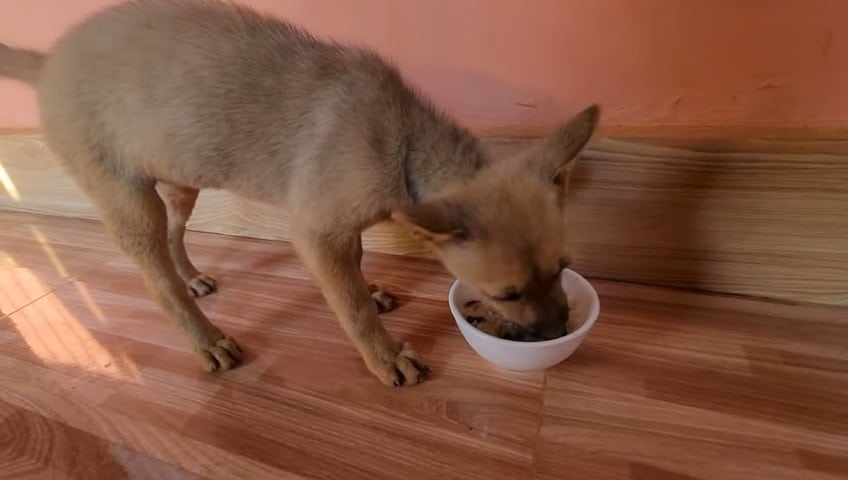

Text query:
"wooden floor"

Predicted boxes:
[[1, 211, 847, 480]]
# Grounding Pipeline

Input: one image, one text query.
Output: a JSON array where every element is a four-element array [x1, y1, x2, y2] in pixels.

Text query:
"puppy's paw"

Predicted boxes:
[[196, 335, 243, 372], [368, 284, 398, 313], [367, 342, 430, 387], [188, 273, 218, 298]]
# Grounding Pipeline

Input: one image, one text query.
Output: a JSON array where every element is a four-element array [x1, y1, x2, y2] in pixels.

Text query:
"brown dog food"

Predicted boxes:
[[461, 300, 554, 342]]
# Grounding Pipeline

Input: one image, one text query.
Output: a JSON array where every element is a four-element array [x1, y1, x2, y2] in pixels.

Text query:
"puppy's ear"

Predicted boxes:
[[391, 200, 471, 245], [530, 104, 599, 190]]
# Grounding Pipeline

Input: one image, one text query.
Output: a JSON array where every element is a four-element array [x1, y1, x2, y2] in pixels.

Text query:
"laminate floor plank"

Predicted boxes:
[[1, 212, 846, 480]]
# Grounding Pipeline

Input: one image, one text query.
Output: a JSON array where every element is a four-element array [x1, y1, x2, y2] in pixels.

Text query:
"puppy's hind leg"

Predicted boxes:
[[86, 174, 241, 372], [156, 182, 217, 298]]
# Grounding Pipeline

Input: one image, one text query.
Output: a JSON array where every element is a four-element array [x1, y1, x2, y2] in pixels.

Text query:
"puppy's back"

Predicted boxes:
[[38, 0, 416, 194]]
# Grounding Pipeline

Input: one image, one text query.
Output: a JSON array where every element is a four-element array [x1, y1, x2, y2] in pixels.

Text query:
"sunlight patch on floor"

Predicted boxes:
[[8, 279, 141, 382], [0, 161, 21, 201]]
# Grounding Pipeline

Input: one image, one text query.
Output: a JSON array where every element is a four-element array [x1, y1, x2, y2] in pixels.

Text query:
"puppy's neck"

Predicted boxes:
[[402, 111, 488, 202]]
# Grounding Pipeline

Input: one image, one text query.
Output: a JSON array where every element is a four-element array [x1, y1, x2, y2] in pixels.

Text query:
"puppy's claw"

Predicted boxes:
[[369, 342, 430, 388], [188, 273, 218, 298], [368, 284, 398, 313], [197, 335, 242, 373]]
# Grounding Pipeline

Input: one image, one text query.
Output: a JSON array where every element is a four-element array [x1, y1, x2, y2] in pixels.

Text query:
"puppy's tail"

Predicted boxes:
[[0, 43, 46, 86]]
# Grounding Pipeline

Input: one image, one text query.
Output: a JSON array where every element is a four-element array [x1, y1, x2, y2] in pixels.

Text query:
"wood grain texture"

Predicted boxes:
[[0, 212, 847, 479], [1, 133, 846, 305]]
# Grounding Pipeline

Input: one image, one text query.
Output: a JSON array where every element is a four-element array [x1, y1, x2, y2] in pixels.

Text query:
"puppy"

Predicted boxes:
[[0, 0, 598, 387]]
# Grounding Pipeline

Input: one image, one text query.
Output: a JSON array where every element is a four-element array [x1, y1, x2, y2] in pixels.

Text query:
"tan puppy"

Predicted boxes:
[[0, 0, 599, 387]]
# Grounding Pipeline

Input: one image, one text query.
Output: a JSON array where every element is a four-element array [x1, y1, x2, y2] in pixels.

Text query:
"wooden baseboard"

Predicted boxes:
[[1, 133, 846, 306]]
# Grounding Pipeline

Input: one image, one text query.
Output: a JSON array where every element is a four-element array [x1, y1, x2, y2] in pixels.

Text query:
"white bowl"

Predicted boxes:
[[448, 269, 600, 371]]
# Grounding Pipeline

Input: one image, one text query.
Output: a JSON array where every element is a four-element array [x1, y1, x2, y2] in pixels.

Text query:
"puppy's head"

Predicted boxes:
[[393, 105, 599, 340]]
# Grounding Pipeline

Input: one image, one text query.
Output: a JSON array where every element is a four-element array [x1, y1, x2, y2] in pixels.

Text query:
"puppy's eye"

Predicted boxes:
[[495, 291, 524, 302]]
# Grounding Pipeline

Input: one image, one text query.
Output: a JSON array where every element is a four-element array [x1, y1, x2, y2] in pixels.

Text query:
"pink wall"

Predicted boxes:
[[2, 0, 847, 134]]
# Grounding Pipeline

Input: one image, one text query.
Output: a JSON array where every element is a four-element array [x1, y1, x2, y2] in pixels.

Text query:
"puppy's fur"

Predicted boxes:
[[1, 0, 599, 387]]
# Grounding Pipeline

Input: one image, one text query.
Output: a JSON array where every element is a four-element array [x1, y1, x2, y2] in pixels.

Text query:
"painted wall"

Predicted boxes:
[[2, 0, 847, 134]]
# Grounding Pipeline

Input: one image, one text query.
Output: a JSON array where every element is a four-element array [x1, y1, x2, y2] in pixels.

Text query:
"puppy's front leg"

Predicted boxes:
[[293, 231, 430, 387]]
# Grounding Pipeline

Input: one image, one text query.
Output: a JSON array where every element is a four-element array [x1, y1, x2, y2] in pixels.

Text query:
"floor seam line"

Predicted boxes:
[[530, 371, 548, 480], [0, 275, 81, 321]]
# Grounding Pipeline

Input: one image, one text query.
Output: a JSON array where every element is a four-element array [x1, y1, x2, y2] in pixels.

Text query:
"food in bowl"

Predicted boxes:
[[459, 299, 564, 342]]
